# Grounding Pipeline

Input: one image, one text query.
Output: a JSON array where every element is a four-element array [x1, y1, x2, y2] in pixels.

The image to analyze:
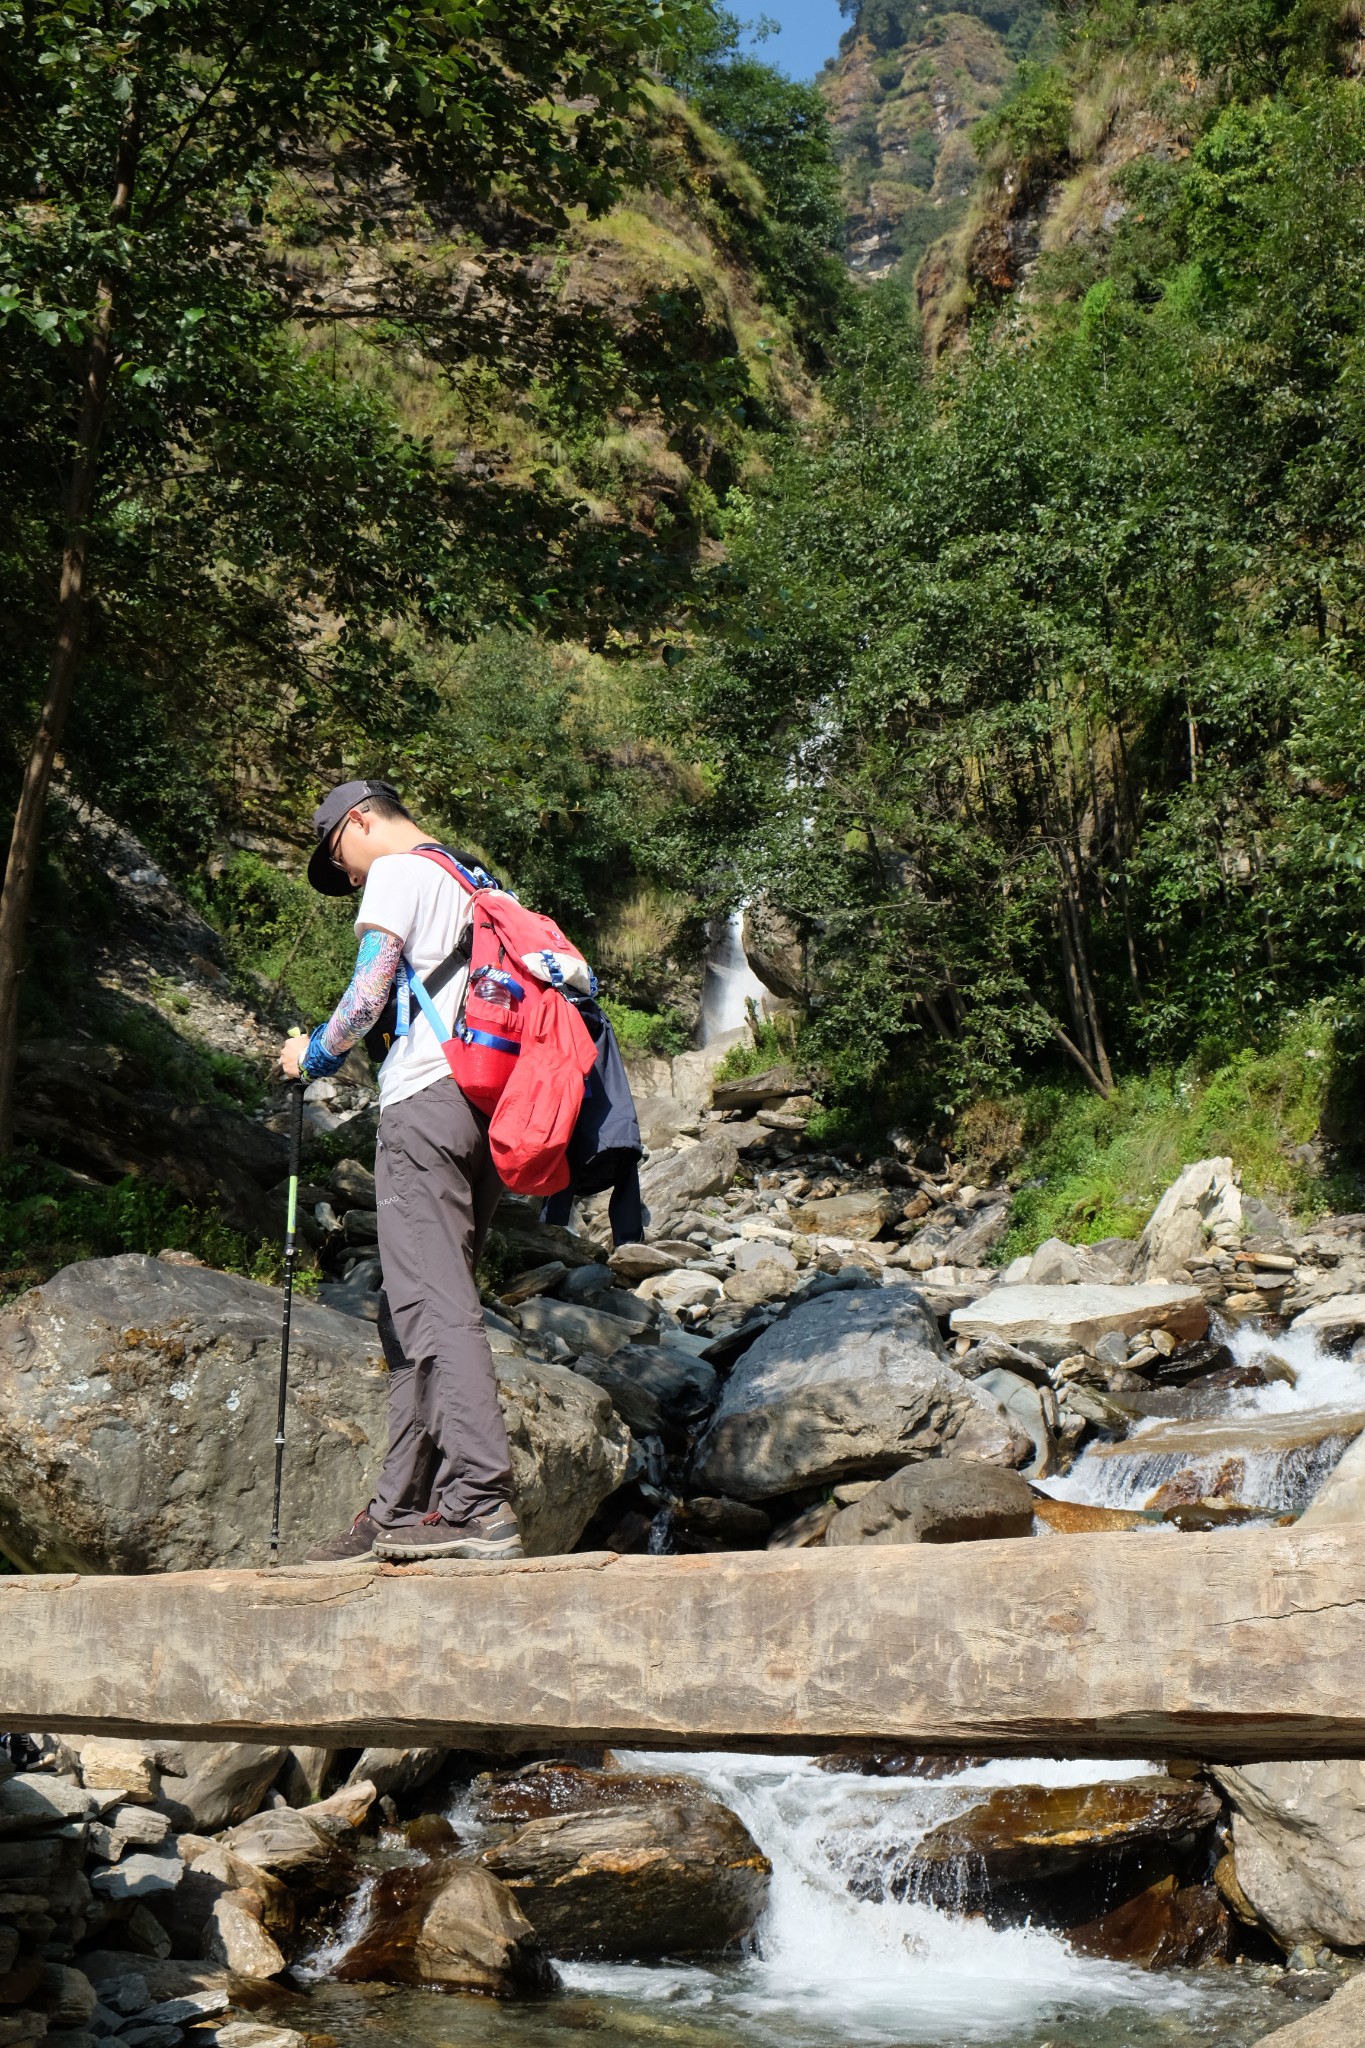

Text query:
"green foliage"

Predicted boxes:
[[599, 999, 692, 1057], [711, 1010, 804, 1082], [972, 59, 1073, 171], [672, 64, 1365, 1119], [199, 855, 360, 1026], [0, 1155, 278, 1305], [999, 1008, 1358, 1256]]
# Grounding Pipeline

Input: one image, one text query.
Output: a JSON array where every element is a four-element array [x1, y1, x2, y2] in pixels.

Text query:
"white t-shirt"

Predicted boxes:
[[356, 851, 472, 1112]]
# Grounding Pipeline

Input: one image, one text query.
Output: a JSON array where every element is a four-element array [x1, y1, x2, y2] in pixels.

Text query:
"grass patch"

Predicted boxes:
[[711, 1009, 803, 1083], [994, 1007, 1362, 1260], [599, 998, 692, 1059], [0, 1155, 285, 1306]]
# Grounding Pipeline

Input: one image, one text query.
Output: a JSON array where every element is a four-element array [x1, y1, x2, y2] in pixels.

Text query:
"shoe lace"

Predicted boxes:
[[421, 1510, 444, 1525]]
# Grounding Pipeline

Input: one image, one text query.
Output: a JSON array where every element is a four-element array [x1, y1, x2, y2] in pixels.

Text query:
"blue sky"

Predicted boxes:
[[739, 1, 848, 80]]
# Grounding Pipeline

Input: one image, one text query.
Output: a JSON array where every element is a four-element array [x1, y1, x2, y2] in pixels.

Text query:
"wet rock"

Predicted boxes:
[[1291, 1294, 1365, 1346], [692, 1289, 1027, 1500], [950, 1284, 1209, 1365], [1216, 1763, 1365, 1948], [218, 1807, 354, 1886], [1136, 1159, 1242, 1280], [1067, 1875, 1230, 1968], [158, 1746, 286, 1834], [815, 1749, 990, 1778], [1086, 1410, 1365, 1515], [905, 1779, 1220, 1907], [334, 1859, 557, 1994], [790, 1192, 900, 1239], [481, 1786, 770, 1960], [1249, 1971, 1365, 2047], [202, 1893, 285, 1979], [825, 1458, 1035, 1547], [1142, 1338, 1238, 1387], [640, 1136, 740, 1226]]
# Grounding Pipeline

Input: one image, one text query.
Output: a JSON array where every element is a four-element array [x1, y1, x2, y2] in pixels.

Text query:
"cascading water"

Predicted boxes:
[[1041, 1314, 1365, 1516], [699, 908, 772, 1046]]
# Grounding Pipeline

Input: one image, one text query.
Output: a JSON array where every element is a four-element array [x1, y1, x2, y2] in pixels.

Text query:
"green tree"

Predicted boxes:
[[0, 0, 706, 1150]]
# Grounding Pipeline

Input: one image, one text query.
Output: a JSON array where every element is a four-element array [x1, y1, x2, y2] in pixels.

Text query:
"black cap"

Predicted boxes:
[[306, 780, 395, 896]]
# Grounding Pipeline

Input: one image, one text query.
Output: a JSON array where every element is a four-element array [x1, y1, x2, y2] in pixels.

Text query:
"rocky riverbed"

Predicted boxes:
[[4, 1052, 1365, 2046]]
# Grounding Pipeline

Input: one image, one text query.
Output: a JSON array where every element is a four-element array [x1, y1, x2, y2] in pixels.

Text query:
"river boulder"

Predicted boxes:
[[478, 1766, 770, 1959], [1215, 1763, 1365, 1949], [950, 1283, 1209, 1365], [894, 1778, 1220, 1911], [691, 1289, 1027, 1499], [0, 1254, 630, 1569], [333, 1860, 558, 1994], [1136, 1159, 1242, 1281], [824, 1458, 1035, 1546]]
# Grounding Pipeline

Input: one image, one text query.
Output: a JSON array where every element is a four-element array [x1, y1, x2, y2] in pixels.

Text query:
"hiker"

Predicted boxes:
[[279, 779, 525, 1565]]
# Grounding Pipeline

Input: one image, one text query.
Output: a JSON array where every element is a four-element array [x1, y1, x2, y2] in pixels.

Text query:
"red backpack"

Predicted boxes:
[[400, 849, 597, 1195]]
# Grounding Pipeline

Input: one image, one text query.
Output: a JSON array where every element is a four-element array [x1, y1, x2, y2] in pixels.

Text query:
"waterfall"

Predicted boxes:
[[559, 1753, 1207, 2042], [699, 908, 772, 1047]]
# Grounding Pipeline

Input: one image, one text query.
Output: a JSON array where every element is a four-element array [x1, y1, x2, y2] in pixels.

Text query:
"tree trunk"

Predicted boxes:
[[1047, 1016, 1113, 1100], [0, 113, 138, 1154]]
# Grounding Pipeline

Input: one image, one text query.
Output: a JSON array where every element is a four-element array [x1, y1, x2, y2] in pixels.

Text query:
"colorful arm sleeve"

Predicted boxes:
[[300, 928, 404, 1080]]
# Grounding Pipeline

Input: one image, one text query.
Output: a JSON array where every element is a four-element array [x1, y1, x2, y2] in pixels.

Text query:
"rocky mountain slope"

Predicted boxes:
[[819, 0, 1051, 286]]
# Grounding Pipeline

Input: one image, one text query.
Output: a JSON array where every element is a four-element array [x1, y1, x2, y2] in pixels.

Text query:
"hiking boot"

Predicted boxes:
[[374, 1506, 525, 1562], [303, 1510, 388, 1564]]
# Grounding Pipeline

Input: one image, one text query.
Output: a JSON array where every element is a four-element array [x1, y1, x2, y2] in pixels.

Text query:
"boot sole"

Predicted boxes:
[[374, 1532, 525, 1562]]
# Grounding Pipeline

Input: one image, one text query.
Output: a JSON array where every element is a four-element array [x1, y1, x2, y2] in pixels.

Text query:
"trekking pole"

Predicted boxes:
[[269, 1042, 307, 1568]]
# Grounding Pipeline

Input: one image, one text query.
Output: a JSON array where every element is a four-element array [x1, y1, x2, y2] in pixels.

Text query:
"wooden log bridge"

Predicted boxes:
[[5, 1527, 1365, 1761]]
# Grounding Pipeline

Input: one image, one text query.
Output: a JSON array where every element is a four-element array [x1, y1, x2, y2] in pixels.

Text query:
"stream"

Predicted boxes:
[[292, 1314, 1359, 2048]]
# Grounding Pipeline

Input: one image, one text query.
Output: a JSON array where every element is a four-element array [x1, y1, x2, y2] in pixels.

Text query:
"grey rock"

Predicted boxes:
[[119, 2028, 184, 2048], [825, 1457, 1035, 1547], [573, 1346, 716, 1443], [640, 1135, 740, 1224], [328, 1158, 376, 1209], [143, 1992, 229, 2024], [711, 1064, 805, 1113], [158, 1744, 285, 1833], [99, 1975, 150, 2016], [607, 1244, 681, 1284], [89, 1850, 183, 1900], [0, 1254, 629, 1567], [942, 1202, 1011, 1266], [0, 1774, 96, 1835], [1247, 1972, 1365, 2048], [1136, 1159, 1241, 1280], [514, 1296, 641, 1358], [973, 1367, 1055, 1478], [558, 1264, 615, 1304], [343, 1747, 444, 1800], [1298, 1429, 1365, 1525], [41, 1965, 97, 2027], [1216, 1763, 1365, 1948], [692, 1289, 1028, 1499], [950, 1283, 1209, 1365]]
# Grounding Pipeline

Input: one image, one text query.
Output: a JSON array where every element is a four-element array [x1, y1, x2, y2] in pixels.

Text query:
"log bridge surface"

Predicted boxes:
[[5, 1527, 1364, 1761]]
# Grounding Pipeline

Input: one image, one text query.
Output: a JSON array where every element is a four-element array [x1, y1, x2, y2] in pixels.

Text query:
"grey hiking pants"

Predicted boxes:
[[371, 1076, 513, 1527]]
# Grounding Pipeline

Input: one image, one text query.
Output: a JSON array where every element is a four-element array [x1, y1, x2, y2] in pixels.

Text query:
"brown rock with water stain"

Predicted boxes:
[[481, 1783, 771, 1960], [1068, 1874, 1230, 1968], [906, 1779, 1220, 1906], [334, 1859, 557, 1995]]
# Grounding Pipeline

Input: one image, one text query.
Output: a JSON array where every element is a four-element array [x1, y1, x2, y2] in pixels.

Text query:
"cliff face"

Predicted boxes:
[[820, 2, 1042, 286]]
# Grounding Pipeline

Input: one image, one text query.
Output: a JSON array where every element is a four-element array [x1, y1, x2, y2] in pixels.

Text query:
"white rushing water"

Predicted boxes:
[[699, 909, 772, 1047], [1041, 1312, 1365, 1515], [556, 1752, 1196, 2045]]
